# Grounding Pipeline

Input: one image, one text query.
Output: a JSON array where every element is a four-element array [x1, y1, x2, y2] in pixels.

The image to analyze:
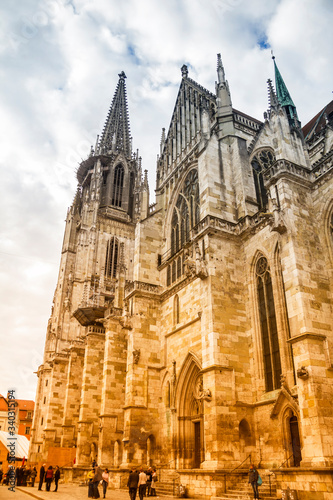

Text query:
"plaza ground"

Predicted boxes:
[[0, 484, 184, 500]]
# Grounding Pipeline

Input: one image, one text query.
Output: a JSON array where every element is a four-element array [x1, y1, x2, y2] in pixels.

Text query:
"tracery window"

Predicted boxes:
[[105, 237, 119, 279], [251, 150, 276, 211], [256, 255, 282, 392], [171, 169, 200, 256], [112, 164, 124, 207]]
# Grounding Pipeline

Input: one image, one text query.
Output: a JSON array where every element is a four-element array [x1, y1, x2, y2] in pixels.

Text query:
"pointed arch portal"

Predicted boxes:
[[175, 353, 203, 469]]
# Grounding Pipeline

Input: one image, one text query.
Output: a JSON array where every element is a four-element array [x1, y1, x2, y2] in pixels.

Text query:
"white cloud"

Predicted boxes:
[[0, 0, 332, 400]]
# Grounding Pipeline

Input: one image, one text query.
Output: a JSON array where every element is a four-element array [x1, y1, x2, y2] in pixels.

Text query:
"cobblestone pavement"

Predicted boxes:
[[0, 484, 184, 500]]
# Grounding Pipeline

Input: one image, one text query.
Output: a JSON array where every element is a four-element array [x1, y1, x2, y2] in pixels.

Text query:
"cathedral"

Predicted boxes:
[[29, 54, 333, 499]]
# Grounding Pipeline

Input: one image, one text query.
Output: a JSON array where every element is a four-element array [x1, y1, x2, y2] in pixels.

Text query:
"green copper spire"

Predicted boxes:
[[273, 55, 299, 126]]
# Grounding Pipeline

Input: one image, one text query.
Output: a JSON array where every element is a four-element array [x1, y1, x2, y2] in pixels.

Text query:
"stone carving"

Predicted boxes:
[[297, 366, 309, 380], [184, 249, 196, 277], [120, 304, 132, 329], [194, 377, 212, 402], [133, 349, 141, 364], [195, 243, 208, 278], [184, 245, 208, 279], [171, 360, 177, 384]]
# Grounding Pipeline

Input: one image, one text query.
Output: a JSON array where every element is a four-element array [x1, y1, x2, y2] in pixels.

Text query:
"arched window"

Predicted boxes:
[[256, 255, 281, 392], [251, 150, 275, 211], [128, 171, 135, 217], [171, 169, 200, 256], [105, 237, 119, 279], [112, 164, 124, 207]]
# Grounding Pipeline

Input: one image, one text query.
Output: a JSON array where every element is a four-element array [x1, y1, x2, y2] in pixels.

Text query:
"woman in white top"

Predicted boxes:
[[151, 469, 157, 497], [138, 468, 147, 500], [102, 468, 109, 499]]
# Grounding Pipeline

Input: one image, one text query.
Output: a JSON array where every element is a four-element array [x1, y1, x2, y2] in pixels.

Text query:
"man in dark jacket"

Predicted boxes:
[[53, 466, 60, 492], [127, 468, 139, 500], [248, 464, 259, 499], [38, 464, 46, 491], [92, 466, 103, 499]]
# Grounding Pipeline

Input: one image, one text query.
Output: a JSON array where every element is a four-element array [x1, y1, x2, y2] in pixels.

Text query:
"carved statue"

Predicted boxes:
[[194, 377, 212, 402], [195, 243, 208, 279], [133, 349, 140, 364], [171, 360, 177, 384], [184, 249, 196, 277]]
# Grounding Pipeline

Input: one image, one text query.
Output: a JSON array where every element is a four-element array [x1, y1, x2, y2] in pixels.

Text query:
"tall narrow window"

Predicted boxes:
[[112, 164, 124, 207], [256, 255, 281, 392], [167, 265, 171, 286], [251, 150, 275, 211], [105, 237, 119, 279], [174, 294, 180, 325], [128, 171, 135, 217], [171, 168, 200, 255]]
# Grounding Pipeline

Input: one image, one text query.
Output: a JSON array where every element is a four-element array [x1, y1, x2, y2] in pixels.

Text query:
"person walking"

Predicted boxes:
[[138, 468, 147, 500], [87, 468, 95, 498], [53, 466, 60, 492], [146, 467, 152, 496], [30, 467, 37, 487], [92, 466, 103, 499], [127, 468, 139, 500], [45, 466, 53, 492], [101, 468, 109, 498], [248, 464, 259, 500], [38, 464, 46, 491], [150, 468, 158, 497]]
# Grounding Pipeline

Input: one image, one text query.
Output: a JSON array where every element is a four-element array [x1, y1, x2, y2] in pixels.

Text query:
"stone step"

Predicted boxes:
[[213, 497, 279, 500]]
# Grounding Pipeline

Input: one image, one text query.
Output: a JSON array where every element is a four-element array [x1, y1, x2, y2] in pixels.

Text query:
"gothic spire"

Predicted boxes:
[[215, 53, 232, 117], [217, 53, 225, 85], [273, 56, 300, 126], [98, 71, 132, 157]]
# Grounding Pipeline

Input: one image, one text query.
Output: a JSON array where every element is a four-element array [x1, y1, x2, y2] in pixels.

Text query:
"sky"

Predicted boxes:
[[0, 0, 332, 402]]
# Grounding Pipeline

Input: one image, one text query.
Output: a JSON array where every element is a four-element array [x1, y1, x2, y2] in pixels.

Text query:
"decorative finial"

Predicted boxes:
[[271, 50, 275, 60], [118, 71, 127, 79], [181, 64, 188, 78]]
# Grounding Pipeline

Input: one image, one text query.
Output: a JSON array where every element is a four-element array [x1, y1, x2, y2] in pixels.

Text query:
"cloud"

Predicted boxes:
[[0, 0, 332, 400]]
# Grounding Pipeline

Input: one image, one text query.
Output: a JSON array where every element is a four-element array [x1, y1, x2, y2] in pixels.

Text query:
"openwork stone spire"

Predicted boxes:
[[99, 71, 132, 157]]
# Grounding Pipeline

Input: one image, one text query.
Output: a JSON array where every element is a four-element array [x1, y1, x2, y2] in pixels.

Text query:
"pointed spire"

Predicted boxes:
[[267, 78, 279, 111], [160, 128, 166, 155], [215, 53, 232, 118], [98, 71, 132, 157], [272, 55, 300, 126], [217, 53, 225, 84]]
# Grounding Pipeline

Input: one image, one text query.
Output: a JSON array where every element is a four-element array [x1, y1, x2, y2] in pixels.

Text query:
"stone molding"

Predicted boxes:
[[287, 332, 327, 344], [165, 313, 201, 338]]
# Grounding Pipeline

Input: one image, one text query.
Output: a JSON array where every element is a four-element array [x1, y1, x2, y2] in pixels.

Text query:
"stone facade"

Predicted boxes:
[[29, 57, 333, 498]]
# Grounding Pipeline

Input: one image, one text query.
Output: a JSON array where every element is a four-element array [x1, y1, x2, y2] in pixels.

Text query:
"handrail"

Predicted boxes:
[[230, 453, 252, 473], [278, 453, 294, 469], [158, 457, 177, 469]]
